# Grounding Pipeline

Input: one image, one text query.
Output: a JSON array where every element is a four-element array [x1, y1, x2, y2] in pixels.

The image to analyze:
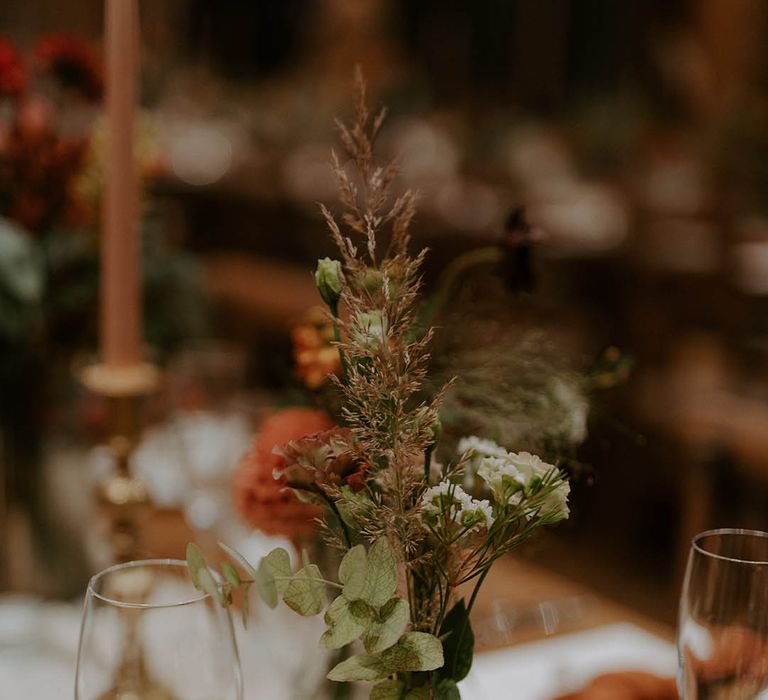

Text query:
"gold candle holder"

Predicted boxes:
[[81, 362, 178, 699], [81, 362, 160, 563]]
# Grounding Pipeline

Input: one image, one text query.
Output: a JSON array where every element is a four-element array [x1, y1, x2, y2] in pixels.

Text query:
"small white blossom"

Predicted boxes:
[[460, 498, 494, 531], [542, 479, 571, 522], [458, 436, 508, 490], [477, 450, 570, 523], [477, 455, 526, 503], [421, 481, 455, 512], [457, 436, 508, 459], [506, 451, 552, 483], [420, 481, 494, 531]]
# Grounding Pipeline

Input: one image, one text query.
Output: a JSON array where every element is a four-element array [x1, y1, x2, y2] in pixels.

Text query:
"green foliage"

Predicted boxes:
[[370, 680, 404, 700], [438, 600, 474, 683], [221, 562, 241, 588], [254, 547, 291, 609], [218, 542, 258, 580], [363, 597, 410, 653], [339, 544, 368, 600], [336, 487, 376, 532], [433, 678, 461, 700], [321, 596, 374, 649], [186, 544, 225, 606], [185, 543, 207, 589], [283, 564, 326, 616], [361, 538, 398, 607], [327, 631, 443, 682], [371, 680, 435, 700], [404, 688, 431, 700]]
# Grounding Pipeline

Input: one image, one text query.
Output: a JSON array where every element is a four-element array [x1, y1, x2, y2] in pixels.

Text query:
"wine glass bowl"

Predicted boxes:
[[75, 559, 242, 700], [678, 528, 768, 699]]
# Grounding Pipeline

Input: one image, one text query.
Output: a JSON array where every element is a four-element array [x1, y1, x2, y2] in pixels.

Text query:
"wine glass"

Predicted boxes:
[[76, 559, 242, 700], [678, 528, 768, 699]]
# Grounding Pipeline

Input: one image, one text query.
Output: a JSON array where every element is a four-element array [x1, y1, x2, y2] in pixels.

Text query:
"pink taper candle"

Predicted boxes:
[[101, 0, 141, 366]]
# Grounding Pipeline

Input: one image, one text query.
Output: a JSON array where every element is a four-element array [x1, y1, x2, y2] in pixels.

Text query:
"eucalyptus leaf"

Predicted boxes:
[[254, 548, 291, 609], [433, 679, 461, 700], [196, 568, 223, 605], [241, 584, 251, 628], [218, 542, 258, 580], [321, 596, 374, 649], [222, 562, 241, 588], [186, 543, 207, 590], [327, 631, 444, 682], [404, 688, 431, 700], [379, 631, 444, 673], [362, 538, 398, 607], [363, 597, 409, 653], [370, 680, 404, 700], [283, 564, 326, 616], [337, 486, 375, 530], [326, 652, 389, 682], [438, 600, 474, 682], [339, 545, 368, 600]]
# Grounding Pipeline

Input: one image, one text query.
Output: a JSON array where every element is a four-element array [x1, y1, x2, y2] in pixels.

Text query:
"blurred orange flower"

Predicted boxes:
[[232, 407, 334, 538], [291, 307, 341, 389]]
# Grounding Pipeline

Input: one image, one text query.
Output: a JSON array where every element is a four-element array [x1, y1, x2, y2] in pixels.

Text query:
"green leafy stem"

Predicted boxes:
[[187, 537, 470, 699]]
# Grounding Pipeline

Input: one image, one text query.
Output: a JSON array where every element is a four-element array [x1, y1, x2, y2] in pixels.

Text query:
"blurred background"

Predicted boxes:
[[1, 0, 768, 637]]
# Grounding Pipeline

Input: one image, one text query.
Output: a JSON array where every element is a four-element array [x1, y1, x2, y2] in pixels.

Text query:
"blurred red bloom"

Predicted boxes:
[[0, 36, 25, 98], [231, 408, 334, 538], [0, 96, 90, 234], [34, 33, 102, 102], [274, 427, 367, 493]]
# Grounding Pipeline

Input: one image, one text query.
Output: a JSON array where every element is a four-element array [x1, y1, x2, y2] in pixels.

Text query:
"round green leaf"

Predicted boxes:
[[321, 596, 374, 649], [327, 652, 389, 682], [339, 544, 368, 600], [362, 538, 398, 606], [363, 597, 410, 653], [370, 680, 404, 700], [379, 632, 444, 673], [254, 547, 291, 609], [283, 564, 326, 616]]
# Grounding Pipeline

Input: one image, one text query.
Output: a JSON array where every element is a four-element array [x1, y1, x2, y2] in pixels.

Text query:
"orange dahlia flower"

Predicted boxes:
[[232, 408, 333, 538]]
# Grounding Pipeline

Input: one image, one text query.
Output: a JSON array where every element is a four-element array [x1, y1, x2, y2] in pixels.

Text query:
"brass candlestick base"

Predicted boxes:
[[82, 362, 177, 699], [96, 566, 177, 700], [81, 362, 160, 563]]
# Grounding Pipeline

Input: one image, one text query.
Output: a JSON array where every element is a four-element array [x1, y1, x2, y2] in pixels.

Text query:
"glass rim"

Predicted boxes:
[[87, 558, 210, 609], [692, 528, 768, 565]]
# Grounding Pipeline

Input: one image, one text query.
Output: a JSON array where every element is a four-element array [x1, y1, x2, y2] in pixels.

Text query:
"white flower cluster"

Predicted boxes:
[[420, 481, 494, 532], [457, 435, 508, 490], [458, 436, 508, 460], [477, 449, 570, 521]]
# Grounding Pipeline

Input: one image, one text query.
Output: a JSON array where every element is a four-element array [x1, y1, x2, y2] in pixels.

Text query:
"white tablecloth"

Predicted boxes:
[[0, 595, 675, 699]]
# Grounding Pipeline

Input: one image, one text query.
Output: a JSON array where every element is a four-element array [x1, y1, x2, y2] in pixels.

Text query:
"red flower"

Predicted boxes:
[[0, 36, 25, 98], [34, 33, 102, 101], [0, 96, 90, 234], [274, 427, 367, 492], [231, 408, 334, 538]]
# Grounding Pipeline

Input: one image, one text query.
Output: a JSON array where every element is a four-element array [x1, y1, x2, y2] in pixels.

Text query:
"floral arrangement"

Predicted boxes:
[[188, 75, 572, 700]]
